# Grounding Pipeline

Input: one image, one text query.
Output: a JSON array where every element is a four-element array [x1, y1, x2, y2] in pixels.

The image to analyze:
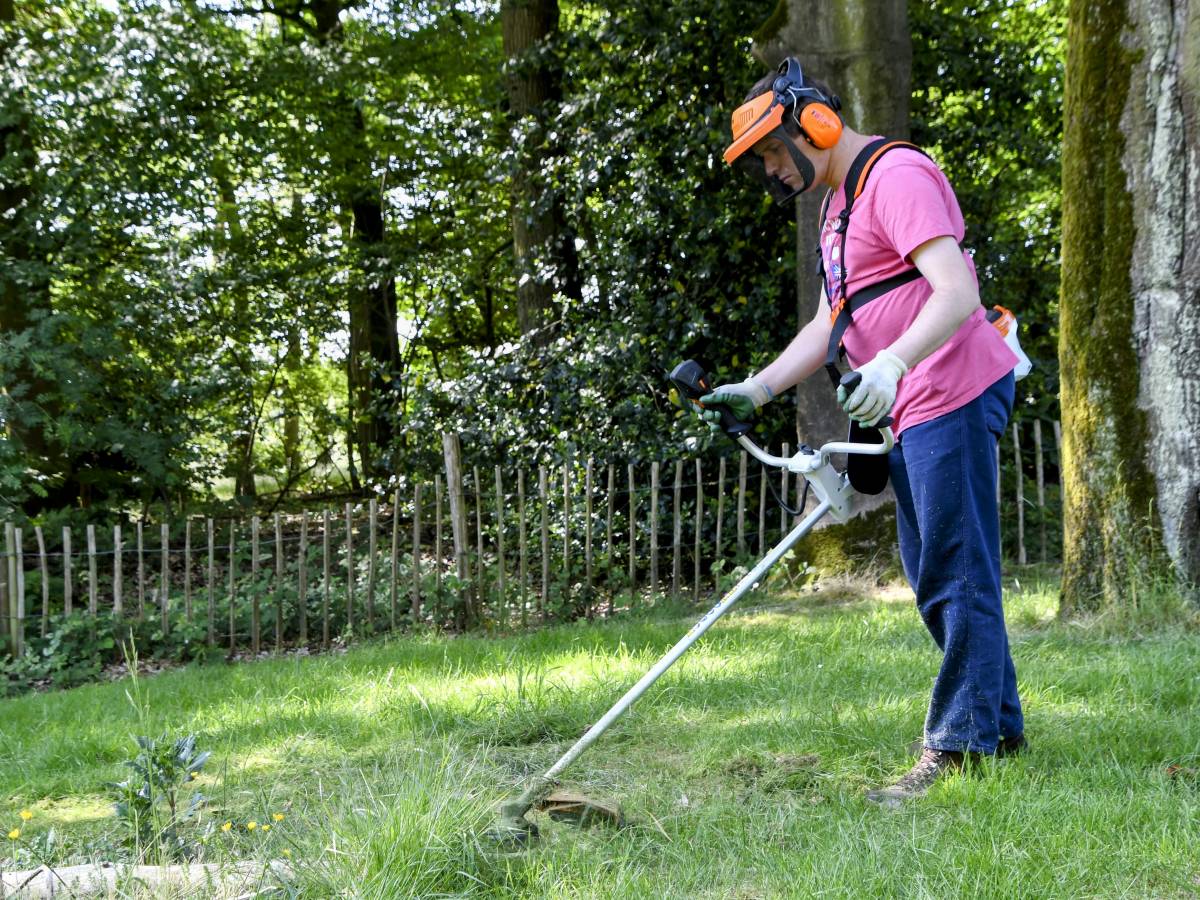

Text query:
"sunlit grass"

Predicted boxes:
[[2, 572, 1198, 897]]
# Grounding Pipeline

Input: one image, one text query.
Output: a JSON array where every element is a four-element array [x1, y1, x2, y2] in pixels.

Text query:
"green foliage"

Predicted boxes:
[[106, 733, 210, 861], [910, 0, 1067, 421]]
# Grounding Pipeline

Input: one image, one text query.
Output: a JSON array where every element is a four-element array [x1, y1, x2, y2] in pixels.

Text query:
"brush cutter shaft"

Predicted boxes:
[[539, 499, 833, 785]]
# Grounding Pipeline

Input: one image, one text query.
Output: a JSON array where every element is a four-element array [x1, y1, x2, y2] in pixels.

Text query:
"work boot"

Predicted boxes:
[[867, 748, 965, 807]]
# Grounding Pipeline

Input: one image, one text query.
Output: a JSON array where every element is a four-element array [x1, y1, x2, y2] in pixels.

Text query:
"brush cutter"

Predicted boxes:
[[486, 361, 893, 847]]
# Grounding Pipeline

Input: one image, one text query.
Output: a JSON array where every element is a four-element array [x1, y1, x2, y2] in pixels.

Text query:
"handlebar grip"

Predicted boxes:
[[669, 360, 753, 437], [838, 370, 893, 429]]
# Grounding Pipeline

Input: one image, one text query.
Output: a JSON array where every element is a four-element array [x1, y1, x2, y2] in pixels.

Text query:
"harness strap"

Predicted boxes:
[[823, 268, 924, 386], [818, 138, 930, 386]]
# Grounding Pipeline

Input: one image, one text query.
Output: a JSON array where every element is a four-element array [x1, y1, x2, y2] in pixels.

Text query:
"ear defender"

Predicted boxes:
[[799, 103, 843, 150]]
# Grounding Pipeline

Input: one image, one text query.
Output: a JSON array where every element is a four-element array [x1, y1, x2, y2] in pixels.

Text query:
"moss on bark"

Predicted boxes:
[[791, 503, 899, 578], [1058, 0, 1159, 613]]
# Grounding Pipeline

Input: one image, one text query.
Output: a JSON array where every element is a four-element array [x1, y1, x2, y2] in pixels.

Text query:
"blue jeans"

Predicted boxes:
[[888, 373, 1024, 754]]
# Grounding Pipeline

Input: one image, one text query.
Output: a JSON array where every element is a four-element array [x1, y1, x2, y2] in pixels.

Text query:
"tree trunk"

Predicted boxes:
[[0, 0, 57, 488], [753, 0, 912, 452], [1060, 0, 1200, 610], [502, 0, 582, 341]]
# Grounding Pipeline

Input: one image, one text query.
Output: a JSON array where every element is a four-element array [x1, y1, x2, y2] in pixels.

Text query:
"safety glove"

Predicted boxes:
[[697, 377, 773, 429], [836, 349, 907, 427]]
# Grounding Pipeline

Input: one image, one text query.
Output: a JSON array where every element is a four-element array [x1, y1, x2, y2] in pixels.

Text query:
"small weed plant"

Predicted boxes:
[[105, 643, 211, 862]]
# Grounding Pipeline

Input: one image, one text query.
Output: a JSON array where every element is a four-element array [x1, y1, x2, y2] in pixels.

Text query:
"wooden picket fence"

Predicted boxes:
[[1, 422, 1061, 660]]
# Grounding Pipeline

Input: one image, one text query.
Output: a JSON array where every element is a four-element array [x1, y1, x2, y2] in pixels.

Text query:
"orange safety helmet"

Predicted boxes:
[[724, 57, 843, 204]]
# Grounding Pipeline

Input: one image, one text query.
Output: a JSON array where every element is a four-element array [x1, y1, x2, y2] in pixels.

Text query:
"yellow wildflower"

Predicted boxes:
[[272, 813, 284, 822], [189, 772, 199, 780], [7, 828, 19, 840], [247, 821, 257, 831], [262, 824, 271, 833], [282, 848, 292, 858], [19, 810, 32, 821], [221, 821, 232, 833]]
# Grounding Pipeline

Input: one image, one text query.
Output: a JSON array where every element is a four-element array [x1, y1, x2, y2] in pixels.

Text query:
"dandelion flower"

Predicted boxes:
[[272, 813, 284, 822], [221, 822, 232, 832], [19, 810, 32, 821], [282, 848, 292, 858], [247, 821, 257, 831], [7, 829, 19, 840], [262, 824, 271, 832]]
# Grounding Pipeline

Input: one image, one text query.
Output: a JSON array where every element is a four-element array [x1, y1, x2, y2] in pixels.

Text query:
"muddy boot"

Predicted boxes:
[[867, 748, 965, 807]]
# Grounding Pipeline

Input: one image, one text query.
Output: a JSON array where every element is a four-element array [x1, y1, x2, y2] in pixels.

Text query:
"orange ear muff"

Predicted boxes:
[[799, 103, 843, 150]]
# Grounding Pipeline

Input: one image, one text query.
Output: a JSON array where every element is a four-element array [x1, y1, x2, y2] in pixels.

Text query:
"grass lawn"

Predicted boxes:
[[2, 571, 1198, 898]]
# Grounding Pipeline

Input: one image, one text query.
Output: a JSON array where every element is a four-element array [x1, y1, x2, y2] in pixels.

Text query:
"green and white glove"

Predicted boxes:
[[697, 377, 773, 428], [836, 349, 908, 426]]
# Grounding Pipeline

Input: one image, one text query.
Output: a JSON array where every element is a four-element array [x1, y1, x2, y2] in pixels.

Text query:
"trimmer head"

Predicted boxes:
[[537, 789, 625, 828], [484, 785, 624, 850]]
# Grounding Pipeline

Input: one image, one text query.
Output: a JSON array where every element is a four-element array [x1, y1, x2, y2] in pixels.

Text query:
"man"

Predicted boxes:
[[704, 57, 1026, 805]]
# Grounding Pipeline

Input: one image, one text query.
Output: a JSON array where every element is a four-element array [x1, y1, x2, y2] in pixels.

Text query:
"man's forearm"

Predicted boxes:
[[754, 315, 832, 398]]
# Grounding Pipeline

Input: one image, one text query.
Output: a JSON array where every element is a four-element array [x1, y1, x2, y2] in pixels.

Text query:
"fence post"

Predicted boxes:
[[1013, 423, 1026, 565], [737, 452, 748, 557], [493, 467, 505, 625], [539, 465, 549, 621], [35, 526, 49, 637], [63, 526, 73, 617], [184, 519, 193, 623], [251, 516, 260, 655], [159, 522, 169, 633], [442, 433, 470, 629], [88, 525, 98, 617], [298, 512, 308, 644], [605, 463, 615, 615], [473, 466, 486, 621], [14, 528, 24, 657], [672, 459, 682, 602], [1034, 419, 1047, 563], [390, 489, 400, 629], [627, 463, 636, 607], [136, 521, 144, 619], [780, 443, 789, 540], [518, 469, 528, 627], [650, 461, 660, 598], [274, 512, 285, 650], [435, 475, 444, 624], [344, 502, 355, 636], [87, 528, 98, 619], [758, 461, 767, 557], [584, 459, 594, 617], [4, 524, 15, 656], [693, 458, 702, 603], [561, 461, 571, 614], [113, 525, 123, 618], [322, 509, 331, 648], [716, 457, 726, 562], [228, 522, 237, 654], [412, 483, 423, 626], [367, 499, 378, 633], [206, 518, 215, 646]]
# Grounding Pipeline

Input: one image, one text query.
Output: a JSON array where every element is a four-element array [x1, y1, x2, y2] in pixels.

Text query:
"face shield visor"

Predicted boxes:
[[723, 58, 828, 204]]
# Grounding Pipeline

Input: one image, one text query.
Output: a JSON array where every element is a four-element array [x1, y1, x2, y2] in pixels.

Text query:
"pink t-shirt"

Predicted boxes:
[[819, 143, 1016, 435]]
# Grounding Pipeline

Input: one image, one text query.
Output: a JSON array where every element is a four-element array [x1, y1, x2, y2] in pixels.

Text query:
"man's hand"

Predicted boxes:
[[836, 349, 908, 426], [697, 377, 772, 427]]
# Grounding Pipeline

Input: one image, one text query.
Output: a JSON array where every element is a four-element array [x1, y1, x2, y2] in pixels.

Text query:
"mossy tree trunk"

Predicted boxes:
[[1059, 0, 1200, 611], [502, 0, 582, 343]]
